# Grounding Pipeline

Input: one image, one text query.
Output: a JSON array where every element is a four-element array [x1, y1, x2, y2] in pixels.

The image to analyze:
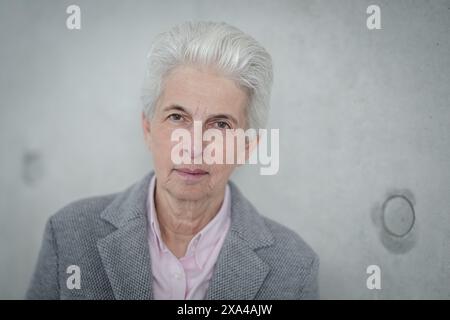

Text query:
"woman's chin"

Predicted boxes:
[[169, 183, 210, 201]]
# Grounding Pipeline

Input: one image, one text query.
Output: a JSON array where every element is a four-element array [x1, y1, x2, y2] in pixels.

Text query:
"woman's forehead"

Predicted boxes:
[[158, 65, 249, 117]]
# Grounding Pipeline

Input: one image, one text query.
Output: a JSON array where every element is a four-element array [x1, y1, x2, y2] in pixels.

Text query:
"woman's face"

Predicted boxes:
[[142, 65, 250, 201]]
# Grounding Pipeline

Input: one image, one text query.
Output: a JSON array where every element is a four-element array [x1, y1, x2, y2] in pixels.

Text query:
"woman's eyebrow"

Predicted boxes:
[[162, 104, 190, 114]]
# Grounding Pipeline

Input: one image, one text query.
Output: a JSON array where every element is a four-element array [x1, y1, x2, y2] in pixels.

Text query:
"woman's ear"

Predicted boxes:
[[141, 112, 152, 149], [244, 134, 260, 162], [234, 131, 259, 167]]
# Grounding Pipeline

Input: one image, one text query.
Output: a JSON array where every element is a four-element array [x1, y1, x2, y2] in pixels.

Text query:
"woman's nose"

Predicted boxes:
[[183, 121, 204, 162], [190, 139, 203, 160]]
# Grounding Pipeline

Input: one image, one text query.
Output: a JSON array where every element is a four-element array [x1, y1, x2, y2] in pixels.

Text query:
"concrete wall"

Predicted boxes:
[[0, 0, 449, 299]]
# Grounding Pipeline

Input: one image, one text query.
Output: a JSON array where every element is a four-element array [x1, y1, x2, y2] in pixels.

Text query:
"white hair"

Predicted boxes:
[[141, 21, 273, 129]]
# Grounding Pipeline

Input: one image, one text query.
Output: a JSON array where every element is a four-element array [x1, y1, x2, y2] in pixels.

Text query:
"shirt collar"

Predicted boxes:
[[146, 174, 231, 269]]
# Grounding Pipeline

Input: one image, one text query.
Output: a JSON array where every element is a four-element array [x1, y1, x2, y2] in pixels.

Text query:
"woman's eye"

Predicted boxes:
[[168, 114, 183, 122], [215, 121, 231, 129]]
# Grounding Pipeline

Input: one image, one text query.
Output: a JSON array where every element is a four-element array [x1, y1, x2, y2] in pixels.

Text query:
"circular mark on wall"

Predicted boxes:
[[371, 189, 418, 254], [381, 195, 415, 237]]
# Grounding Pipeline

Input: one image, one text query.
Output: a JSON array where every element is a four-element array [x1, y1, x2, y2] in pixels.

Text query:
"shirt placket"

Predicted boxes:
[[170, 257, 186, 299]]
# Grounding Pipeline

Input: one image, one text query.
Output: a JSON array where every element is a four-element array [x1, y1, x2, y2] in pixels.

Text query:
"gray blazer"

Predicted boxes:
[[26, 171, 319, 300]]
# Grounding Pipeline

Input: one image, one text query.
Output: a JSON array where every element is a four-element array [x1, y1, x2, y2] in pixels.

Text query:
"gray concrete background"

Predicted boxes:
[[0, 0, 449, 299]]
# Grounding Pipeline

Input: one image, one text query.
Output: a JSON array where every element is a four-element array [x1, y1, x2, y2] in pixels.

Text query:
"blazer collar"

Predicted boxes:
[[98, 171, 274, 300]]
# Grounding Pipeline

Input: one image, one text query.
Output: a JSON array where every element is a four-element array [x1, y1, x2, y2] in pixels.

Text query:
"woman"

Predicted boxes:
[[27, 21, 319, 300]]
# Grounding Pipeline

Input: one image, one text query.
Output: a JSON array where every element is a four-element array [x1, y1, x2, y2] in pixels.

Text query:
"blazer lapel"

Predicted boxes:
[[97, 172, 154, 300], [205, 232, 271, 299], [205, 181, 275, 300]]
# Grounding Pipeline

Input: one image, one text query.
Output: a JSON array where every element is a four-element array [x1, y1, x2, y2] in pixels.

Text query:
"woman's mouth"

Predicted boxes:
[[173, 167, 209, 182]]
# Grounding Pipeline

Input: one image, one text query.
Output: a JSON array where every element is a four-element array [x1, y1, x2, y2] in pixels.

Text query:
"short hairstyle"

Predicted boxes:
[[141, 21, 273, 129]]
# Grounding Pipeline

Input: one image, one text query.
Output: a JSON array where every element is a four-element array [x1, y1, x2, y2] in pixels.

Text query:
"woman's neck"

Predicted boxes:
[[154, 183, 225, 258]]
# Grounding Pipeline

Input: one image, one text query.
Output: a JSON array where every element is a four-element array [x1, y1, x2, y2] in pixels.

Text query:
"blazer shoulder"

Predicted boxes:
[[256, 215, 320, 299], [49, 192, 118, 228], [260, 215, 319, 266]]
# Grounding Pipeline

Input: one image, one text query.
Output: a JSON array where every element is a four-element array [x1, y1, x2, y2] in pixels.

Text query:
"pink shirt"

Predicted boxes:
[[146, 175, 231, 300]]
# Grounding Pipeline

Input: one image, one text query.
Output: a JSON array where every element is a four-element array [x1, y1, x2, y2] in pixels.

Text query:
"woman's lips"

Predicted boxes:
[[176, 168, 208, 174], [174, 167, 209, 181]]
